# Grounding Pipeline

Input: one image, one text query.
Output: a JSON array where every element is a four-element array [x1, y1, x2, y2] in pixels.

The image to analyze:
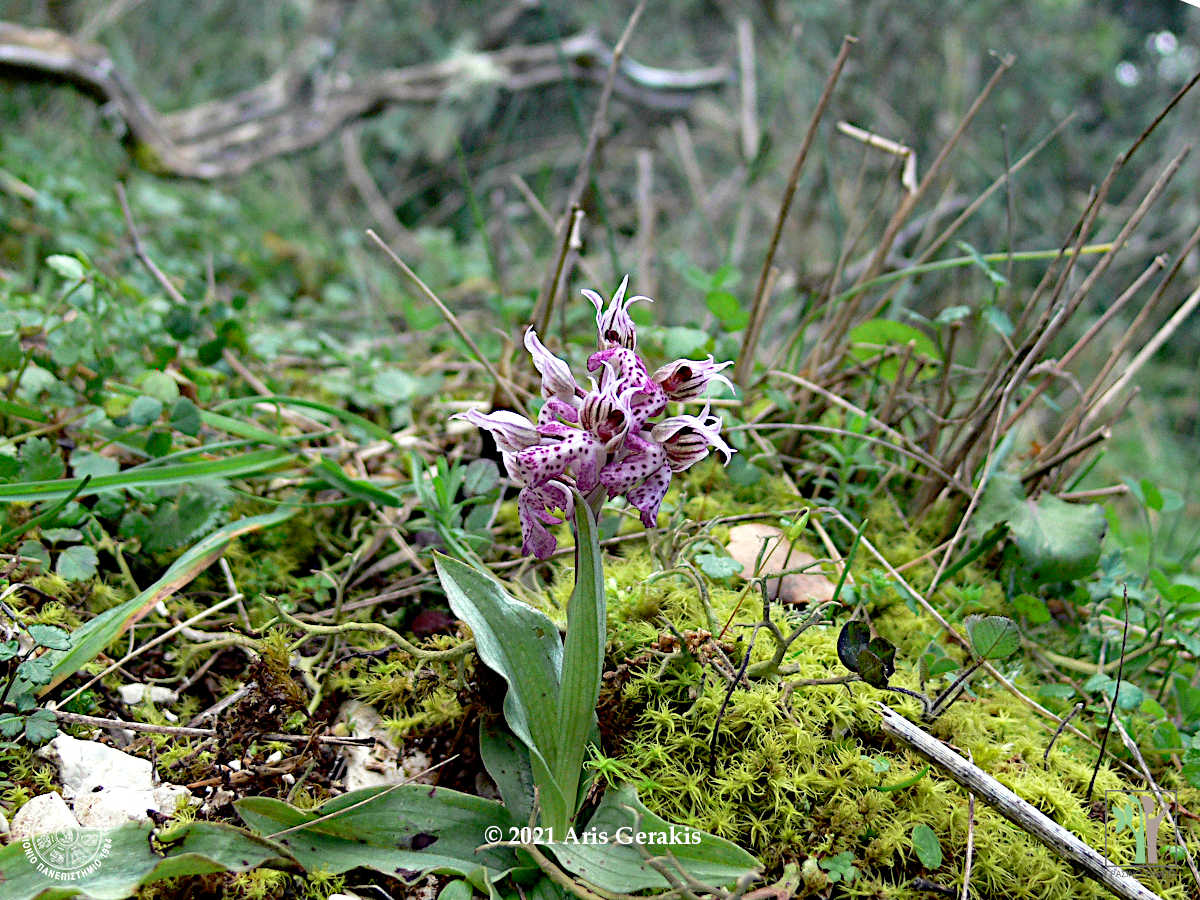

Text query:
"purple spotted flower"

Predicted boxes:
[[459, 278, 734, 558]]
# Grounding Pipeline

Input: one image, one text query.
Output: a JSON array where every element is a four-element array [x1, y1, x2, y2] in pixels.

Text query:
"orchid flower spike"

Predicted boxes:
[[462, 277, 734, 558], [581, 275, 652, 350]]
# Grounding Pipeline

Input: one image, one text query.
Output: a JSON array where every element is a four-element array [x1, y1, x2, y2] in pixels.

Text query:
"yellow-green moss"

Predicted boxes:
[[575, 473, 1200, 899]]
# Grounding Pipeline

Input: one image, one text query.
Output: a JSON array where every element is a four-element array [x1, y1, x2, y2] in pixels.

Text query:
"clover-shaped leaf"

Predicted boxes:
[[17, 654, 53, 686], [27, 624, 72, 651], [965, 614, 1020, 660], [23, 708, 58, 745]]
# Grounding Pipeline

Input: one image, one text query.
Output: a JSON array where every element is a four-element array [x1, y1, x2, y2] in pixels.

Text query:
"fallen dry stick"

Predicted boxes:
[[878, 704, 1164, 900]]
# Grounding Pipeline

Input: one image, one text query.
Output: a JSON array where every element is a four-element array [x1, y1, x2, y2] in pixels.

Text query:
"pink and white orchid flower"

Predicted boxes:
[[457, 278, 735, 558]]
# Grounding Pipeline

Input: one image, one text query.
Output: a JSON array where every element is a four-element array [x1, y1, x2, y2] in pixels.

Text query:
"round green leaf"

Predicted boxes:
[[23, 708, 58, 744], [57, 544, 99, 581], [170, 397, 203, 436], [965, 614, 1020, 660], [911, 824, 943, 869], [129, 395, 165, 426]]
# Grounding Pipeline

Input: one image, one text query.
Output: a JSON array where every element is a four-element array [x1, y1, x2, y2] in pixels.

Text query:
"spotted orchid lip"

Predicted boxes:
[[463, 277, 733, 558]]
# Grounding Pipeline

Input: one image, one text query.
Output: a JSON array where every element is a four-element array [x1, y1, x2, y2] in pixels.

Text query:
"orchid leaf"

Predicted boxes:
[[236, 784, 522, 882], [0, 822, 297, 900], [549, 784, 760, 892], [433, 553, 569, 831]]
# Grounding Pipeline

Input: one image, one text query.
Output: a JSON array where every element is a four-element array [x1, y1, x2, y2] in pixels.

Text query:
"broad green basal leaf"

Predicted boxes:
[[0, 821, 296, 900], [976, 472, 1106, 582], [433, 553, 567, 829], [479, 720, 536, 825], [236, 784, 521, 883], [549, 785, 760, 892]]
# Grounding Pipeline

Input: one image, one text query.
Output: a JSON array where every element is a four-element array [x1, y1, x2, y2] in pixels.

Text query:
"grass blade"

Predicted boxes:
[[40, 506, 297, 694]]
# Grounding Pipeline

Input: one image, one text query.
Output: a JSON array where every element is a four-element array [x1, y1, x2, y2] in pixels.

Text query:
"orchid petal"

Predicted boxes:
[[518, 480, 574, 558], [582, 275, 652, 350], [457, 408, 540, 454], [512, 429, 604, 493], [599, 432, 666, 495], [524, 328, 579, 402], [538, 397, 581, 430], [651, 404, 735, 472], [580, 381, 642, 452]]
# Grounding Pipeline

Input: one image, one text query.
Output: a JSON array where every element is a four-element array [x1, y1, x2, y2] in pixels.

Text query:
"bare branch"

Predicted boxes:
[[0, 22, 728, 179]]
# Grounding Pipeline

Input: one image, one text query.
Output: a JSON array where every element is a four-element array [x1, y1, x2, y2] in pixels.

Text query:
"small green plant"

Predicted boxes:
[[818, 850, 858, 884], [0, 615, 72, 746], [836, 613, 1020, 720], [407, 454, 501, 561]]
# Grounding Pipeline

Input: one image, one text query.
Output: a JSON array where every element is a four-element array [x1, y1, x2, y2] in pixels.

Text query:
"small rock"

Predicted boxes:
[[73, 785, 190, 829], [264, 750, 283, 765], [336, 700, 435, 791], [725, 523, 846, 606], [117, 683, 179, 706], [38, 734, 154, 799], [203, 787, 236, 812], [410, 876, 439, 900], [37, 735, 192, 827], [0, 807, 10, 836], [9, 793, 79, 841]]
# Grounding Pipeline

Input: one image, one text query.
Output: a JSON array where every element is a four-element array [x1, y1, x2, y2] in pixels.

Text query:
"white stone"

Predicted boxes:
[[73, 784, 190, 829], [36, 735, 193, 827], [264, 750, 283, 765], [9, 793, 79, 841], [335, 700, 434, 791], [0, 807, 9, 835], [38, 734, 154, 799], [117, 683, 178, 706]]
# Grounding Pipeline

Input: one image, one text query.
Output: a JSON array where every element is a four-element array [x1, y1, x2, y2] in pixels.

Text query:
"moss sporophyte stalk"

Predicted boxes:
[[457, 276, 735, 557]]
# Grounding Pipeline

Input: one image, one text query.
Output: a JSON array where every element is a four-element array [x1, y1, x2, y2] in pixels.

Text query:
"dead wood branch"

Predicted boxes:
[[0, 21, 728, 179], [879, 704, 1166, 900]]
